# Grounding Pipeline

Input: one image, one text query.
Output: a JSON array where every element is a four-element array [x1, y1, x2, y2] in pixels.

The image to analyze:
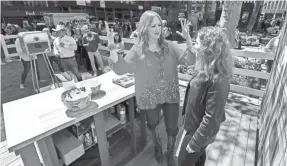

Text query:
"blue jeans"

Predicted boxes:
[[145, 102, 179, 137], [21, 59, 40, 84], [61, 57, 82, 81], [48, 56, 64, 73]]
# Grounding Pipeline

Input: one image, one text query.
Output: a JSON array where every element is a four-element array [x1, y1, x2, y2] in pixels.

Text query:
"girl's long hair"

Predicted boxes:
[[196, 26, 233, 81], [114, 33, 122, 43], [137, 10, 168, 49]]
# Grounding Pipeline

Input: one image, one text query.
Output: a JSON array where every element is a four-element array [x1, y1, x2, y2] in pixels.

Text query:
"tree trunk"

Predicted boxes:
[[219, 1, 243, 48], [246, 1, 264, 33]]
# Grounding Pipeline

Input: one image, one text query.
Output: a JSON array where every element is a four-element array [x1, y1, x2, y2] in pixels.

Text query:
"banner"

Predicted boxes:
[[151, 6, 161, 11], [76, 0, 86, 6], [100, 0, 105, 8]]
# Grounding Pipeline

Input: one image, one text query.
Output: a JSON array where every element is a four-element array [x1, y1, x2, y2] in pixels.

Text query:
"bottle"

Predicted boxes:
[[84, 133, 93, 147], [116, 104, 122, 119], [119, 106, 126, 124], [110, 106, 116, 114], [91, 122, 97, 143]]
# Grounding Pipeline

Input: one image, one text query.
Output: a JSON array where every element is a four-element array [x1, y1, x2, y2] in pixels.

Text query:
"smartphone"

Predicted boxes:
[[178, 13, 186, 21]]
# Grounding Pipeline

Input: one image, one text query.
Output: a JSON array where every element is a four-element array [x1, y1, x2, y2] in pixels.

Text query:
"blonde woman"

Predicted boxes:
[[174, 27, 233, 166], [106, 10, 196, 165]]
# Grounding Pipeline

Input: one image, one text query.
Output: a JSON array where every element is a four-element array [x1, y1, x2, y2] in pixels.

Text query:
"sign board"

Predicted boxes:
[[25, 11, 49, 16], [100, 0, 105, 8], [151, 6, 161, 11], [44, 13, 90, 26], [76, 0, 86, 6], [138, 5, 143, 10]]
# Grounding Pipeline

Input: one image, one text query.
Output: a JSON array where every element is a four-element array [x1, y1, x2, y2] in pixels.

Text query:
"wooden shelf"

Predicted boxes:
[[84, 142, 97, 151], [84, 113, 128, 151], [104, 113, 122, 132]]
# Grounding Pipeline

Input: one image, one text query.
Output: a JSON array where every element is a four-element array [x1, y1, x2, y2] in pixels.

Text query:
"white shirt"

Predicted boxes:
[[53, 35, 77, 58], [47, 35, 56, 56], [15, 38, 36, 61]]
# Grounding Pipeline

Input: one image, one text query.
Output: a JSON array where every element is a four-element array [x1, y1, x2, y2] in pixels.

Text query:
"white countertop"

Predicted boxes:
[[3, 71, 135, 152]]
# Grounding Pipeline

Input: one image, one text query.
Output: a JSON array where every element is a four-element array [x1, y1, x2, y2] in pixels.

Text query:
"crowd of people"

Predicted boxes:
[[1, 18, 145, 88]]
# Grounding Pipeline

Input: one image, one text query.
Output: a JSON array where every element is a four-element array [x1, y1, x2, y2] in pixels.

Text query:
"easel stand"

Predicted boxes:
[[30, 53, 60, 93]]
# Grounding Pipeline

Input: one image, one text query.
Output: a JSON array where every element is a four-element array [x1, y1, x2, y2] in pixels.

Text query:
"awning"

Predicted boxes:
[[2, 8, 64, 17]]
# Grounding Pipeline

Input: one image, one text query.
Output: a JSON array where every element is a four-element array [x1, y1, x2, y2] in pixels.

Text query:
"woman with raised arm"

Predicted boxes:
[[113, 33, 125, 53], [106, 10, 196, 166]]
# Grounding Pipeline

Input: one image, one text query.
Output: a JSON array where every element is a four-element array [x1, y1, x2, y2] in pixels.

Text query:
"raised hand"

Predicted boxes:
[[105, 21, 118, 62], [176, 19, 191, 40], [105, 21, 114, 45], [176, 19, 195, 52]]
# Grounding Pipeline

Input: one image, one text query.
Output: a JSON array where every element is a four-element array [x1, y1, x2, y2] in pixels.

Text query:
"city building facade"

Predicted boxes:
[[1, 0, 148, 25], [262, 0, 287, 19]]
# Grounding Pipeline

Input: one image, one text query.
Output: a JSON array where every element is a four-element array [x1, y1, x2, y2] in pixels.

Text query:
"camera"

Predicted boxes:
[[178, 13, 186, 21], [18, 31, 51, 55]]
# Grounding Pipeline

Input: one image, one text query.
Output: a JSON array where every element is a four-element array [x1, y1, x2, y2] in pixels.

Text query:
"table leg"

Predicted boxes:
[[128, 98, 137, 154], [139, 110, 147, 145], [93, 111, 112, 166], [18, 143, 42, 166], [37, 135, 61, 166]]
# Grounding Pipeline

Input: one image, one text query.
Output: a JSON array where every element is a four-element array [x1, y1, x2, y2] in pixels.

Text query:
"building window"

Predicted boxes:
[[53, 0, 59, 7], [267, 2, 271, 9], [38, 1, 48, 7], [271, 1, 275, 9], [263, 2, 267, 10], [276, 1, 279, 9], [23, 1, 48, 7], [277, 1, 282, 9], [283, 1, 286, 9], [2, 1, 13, 6]]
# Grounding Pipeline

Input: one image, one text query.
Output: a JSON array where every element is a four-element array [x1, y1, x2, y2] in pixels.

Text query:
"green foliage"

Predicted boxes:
[[178, 57, 265, 92], [232, 58, 265, 90]]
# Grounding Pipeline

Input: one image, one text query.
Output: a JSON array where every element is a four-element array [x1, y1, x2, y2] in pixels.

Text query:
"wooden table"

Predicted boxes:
[[3, 71, 137, 166]]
